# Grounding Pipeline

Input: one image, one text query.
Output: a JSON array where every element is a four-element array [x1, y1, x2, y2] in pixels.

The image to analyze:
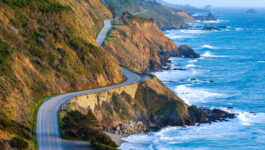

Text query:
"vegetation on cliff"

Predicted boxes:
[[104, 13, 199, 73], [63, 77, 235, 142], [63, 77, 188, 131], [0, 0, 125, 148], [60, 110, 117, 150], [103, 0, 194, 29], [103, 12, 178, 73]]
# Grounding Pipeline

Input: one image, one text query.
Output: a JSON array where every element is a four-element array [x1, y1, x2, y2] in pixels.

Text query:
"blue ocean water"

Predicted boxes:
[[119, 8, 265, 150]]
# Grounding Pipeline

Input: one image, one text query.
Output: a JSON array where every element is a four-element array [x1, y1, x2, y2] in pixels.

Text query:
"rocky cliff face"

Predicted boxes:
[[103, 13, 198, 73], [62, 77, 235, 140], [62, 77, 188, 130], [0, 0, 124, 149]]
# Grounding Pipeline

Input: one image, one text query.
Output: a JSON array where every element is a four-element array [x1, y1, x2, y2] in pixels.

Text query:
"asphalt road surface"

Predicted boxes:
[[36, 18, 150, 150]]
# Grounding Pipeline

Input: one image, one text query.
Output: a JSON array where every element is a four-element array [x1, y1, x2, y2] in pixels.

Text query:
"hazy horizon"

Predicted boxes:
[[164, 0, 265, 8]]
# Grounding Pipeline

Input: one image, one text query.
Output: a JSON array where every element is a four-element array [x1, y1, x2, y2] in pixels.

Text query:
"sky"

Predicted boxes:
[[164, 0, 265, 8]]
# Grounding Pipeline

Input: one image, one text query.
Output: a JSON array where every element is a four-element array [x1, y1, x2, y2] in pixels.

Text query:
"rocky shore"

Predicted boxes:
[[106, 121, 146, 136], [106, 106, 235, 144], [158, 45, 200, 70]]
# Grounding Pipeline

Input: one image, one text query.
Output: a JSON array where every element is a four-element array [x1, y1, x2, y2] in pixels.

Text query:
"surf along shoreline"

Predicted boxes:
[[104, 14, 238, 147]]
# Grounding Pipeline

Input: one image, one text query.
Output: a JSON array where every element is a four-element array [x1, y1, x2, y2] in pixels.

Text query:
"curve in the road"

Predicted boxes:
[[36, 18, 150, 150]]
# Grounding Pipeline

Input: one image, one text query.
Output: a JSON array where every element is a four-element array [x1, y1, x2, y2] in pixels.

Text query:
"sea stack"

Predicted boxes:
[[246, 8, 257, 13]]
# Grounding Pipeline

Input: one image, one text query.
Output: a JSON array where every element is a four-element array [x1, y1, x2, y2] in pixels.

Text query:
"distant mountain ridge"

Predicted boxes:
[[103, 0, 194, 30], [157, 0, 208, 13]]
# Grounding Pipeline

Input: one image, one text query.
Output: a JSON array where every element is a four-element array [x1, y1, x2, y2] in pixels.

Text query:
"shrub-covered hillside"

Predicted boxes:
[[103, 12, 178, 73], [0, 0, 124, 149]]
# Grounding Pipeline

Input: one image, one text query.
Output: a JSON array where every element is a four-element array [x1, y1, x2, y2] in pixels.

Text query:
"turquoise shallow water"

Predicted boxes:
[[119, 8, 265, 150]]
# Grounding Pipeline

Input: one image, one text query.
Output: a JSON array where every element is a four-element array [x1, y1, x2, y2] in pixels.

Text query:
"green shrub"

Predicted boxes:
[[108, 5, 116, 18], [0, 40, 14, 64], [102, 102, 114, 116], [9, 137, 28, 150], [60, 110, 117, 149], [188, 105, 197, 111], [0, 116, 31, 140], [111, 93, 131, 120], [135, 85, 185, 116], [92, 142, 117, 150], [40, 1, 69, 13], [2, 0, 33, 8]]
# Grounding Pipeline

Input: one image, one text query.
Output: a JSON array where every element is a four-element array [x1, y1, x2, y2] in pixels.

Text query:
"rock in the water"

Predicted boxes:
[[207, 13, 217, 20], [178, 45, 200, 58], [217, 26, 228, 29], [159, 45, 200, 59], [203, 25, 220, 31], [246, 9, 256, 13], [194, 13, 217, 21], [188, 106, 235, 125]]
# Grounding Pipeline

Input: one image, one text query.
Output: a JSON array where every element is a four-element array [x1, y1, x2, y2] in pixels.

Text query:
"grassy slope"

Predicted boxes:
[[103, 13, 177, 73], [0, 0, 124, 149]]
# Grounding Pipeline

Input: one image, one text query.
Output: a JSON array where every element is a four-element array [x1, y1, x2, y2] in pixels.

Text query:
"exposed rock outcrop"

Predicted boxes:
[[160, 45, 200, 59], [62, 77, 235, 137], [188, 106, 235, 125], [103, 13, 199, 73], [246, 9, 257, 13], [203, 25, 220, 30], [194, 13, 217, 21], [108, 121, 146, 135]]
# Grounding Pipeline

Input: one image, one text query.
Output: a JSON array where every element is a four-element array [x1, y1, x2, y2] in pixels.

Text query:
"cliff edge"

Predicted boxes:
[[103, 13, 199, 73]]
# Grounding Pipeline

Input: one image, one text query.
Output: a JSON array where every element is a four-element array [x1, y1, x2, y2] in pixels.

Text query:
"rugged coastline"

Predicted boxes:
[[60, 77, 235, 147], [103, 12, 199, 73], [59, 11, 236, 149]]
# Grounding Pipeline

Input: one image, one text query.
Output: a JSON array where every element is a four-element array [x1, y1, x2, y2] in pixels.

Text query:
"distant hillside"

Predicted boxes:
[[157, 0, 206, 14], [103, 0, 194, 30], [0, 0, 124, 149]]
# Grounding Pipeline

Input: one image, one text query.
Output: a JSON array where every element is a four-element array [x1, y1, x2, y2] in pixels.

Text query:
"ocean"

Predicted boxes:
[[119, 8, 265, 150]]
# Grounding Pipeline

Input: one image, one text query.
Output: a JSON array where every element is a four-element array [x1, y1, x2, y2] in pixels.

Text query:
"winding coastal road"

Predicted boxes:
[[36, 19, 149, 150]]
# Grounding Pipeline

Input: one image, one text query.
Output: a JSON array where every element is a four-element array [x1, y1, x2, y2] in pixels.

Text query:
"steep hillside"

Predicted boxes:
[[65, 77, 187, 129], [61, 77, 234, 147], [103, 13, 198, 73], [0, 0, 124, 149], [60, 77, 188, 148], [103, 0, 194, 30]]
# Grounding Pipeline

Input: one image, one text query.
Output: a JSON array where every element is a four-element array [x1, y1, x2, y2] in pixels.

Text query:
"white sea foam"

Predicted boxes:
[[154, 69, 203, 82], [258, 61, 265, 63], [198, 19, 227, 24], [164, 30, 194, 39], [174, 85, 226, 105], [201, 51, 228, 58], [179, 29, 207, 34], [235, 27, 243, 31], [201, 44, 217, 49], [185, 64, 196, 68], [189, 59, 198, 63], [222, 108, 265, 126], [201, 51, 215, 57], [119, 110, 265, 150]]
